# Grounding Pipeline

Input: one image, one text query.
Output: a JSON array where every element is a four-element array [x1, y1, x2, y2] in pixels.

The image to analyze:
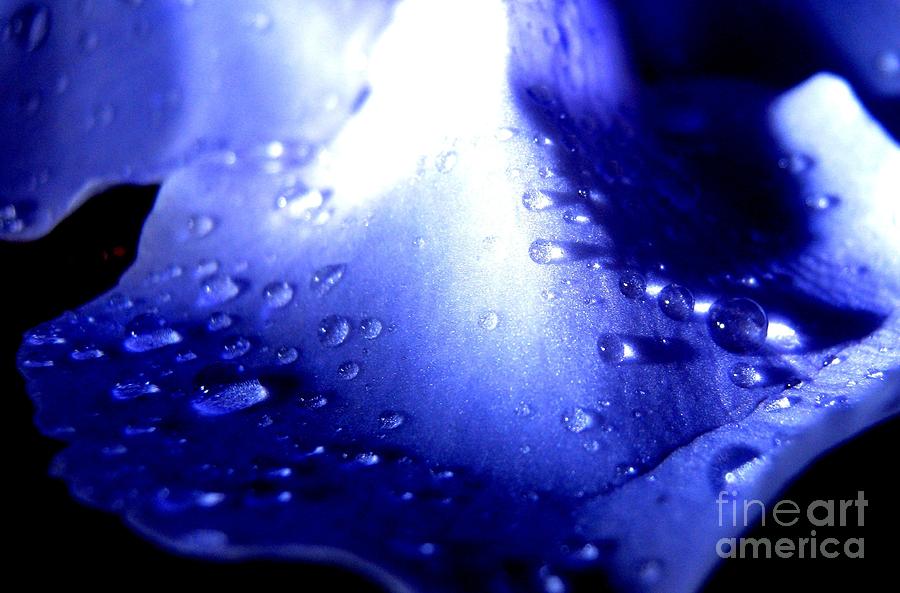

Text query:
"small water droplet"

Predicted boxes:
[[187, 214, 216, 238], [529, 239, 567, 264], [221, 336, 251, 360], [638, 559, 664, 586], [495, 127, 516, 141], [478, 311, 499, 330], [337, 360, 360, 380], [876, 50, 899, 77], [597, 334, 626, 364], [198, 274, 242, 307], [111, 380, 160, 400], [275, 346, 298, 365], [318, 315, 350, 347], [192, 379, 269, 416], [729, 362, 763, 388], [658, 284, 694, 320], [71, 345, 104, 360], [206, 312, 233, 331], [618, 271, 646, 299], [435, 150, 457, 172], [709, 445, 761, 491], [707, 297, 768, 353], [262, 281, 293, 308], [522, 189, 554, 211], [562, 408, 594, 433], [378, 411, 406, 430], [9, 4, 51, 52], [275, 184, 330, 220], [310, 264, 346, 297], [123, 314, 183, 352], [359, 317, 383, 340]]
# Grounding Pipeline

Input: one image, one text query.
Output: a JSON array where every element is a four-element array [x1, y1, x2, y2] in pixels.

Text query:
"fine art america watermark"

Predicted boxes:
[[716, 491, 867, 559]]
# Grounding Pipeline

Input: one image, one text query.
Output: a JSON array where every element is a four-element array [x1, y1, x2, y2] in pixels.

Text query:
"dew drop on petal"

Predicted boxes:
[[318, 315, 350, 347], [192, 379, 269, 416], [359, 317, 383, 340], [263, 281, 294, 308], [310, 264, 346, 297], [707, 297, 768, 353], [618, 271, 646, 299], [658, 283, 694, 320], [729, 362, 763, 388]]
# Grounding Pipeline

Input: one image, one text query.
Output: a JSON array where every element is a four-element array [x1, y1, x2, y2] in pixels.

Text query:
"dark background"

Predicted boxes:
[[2, 186, 897, 590]]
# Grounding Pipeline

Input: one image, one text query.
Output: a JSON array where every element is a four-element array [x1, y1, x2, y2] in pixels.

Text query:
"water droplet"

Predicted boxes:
[[495, 127, 516, 141], [657, 283, 694, 320], [805, 193, 841, 211], [778, 153, 814, 174], [187, 214, 215, 238], [263, 281, 293, 308], [71, 345, 104, 361], [22, 358, 54, 368], [275, 184, 330, 220], [478, 311, 499, 330], [618, 271, 646, 299], [275, 346, 298, 365], [562, 408, 594, 433], [876, 50, 899, 77], [221, 336, 251, 360], [1, 200, 37, 235], [355, 451, 380, 466], [198, 274, 242, 306], [359, 317, 383, 340], [638, 559, 664, 586], [9, 4, 51, 52], [123, 314, 183, 352], [435, 150, 457, 172], [78, 30, 98, 52], [206, 312, 233, 332], [729, 362, 763, 388], [515, 401, 534, 417], [192, 379, 269, 416], [529, 239, 567, 264], [310, 264, 346, 297], [318, 315, 350, 347], [522, 189, 554, 211], [707, 297, 768, 353], [111, 380, 160, 400], [337, 360, 360, 380], [378, 411, 405, 430], [709, 445, 761, 491], [597, 334, 626, 364]]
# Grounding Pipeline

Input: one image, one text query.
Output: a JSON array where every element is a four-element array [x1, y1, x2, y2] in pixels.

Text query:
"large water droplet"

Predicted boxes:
[[263, 281, 293, 308], [310, 264, 346, 297], [707, 297, 768, 353], [709, 445, 761, 492], [318, 315, 350, 347], [658, 284, 694, 320], [192, 379, 269, 416]]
